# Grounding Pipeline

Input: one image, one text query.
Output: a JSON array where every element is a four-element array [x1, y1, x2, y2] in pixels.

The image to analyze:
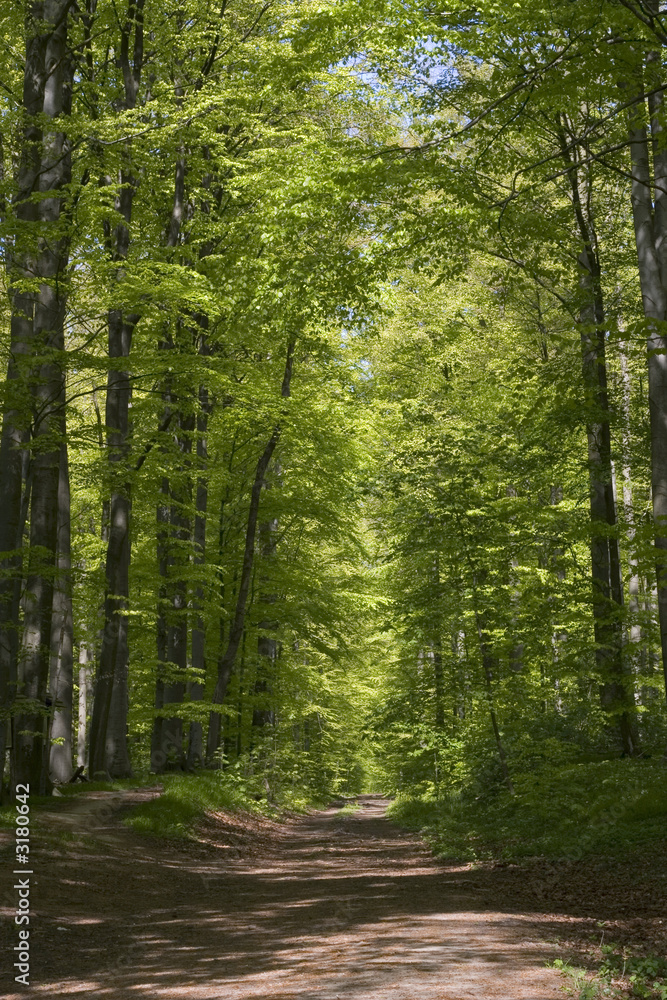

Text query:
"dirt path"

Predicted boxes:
[[1, 794, 568, 999]]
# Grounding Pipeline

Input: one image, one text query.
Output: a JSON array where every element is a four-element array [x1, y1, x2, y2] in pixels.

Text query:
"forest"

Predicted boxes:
[[2, 1, 667, 996]]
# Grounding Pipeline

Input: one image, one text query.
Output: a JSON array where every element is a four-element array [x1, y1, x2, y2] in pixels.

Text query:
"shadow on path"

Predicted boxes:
[[1, 795, 569, 999]]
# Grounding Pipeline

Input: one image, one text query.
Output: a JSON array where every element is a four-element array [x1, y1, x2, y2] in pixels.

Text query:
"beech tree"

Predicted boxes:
[[2, 0, 667, 805]]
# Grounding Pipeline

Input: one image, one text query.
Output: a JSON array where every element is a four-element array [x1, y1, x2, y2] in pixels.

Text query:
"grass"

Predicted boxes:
[[122, 770, 318, 839], [335, 801, 361, 817], [122, 772, 259, 838], [386, 758, 667, 861]]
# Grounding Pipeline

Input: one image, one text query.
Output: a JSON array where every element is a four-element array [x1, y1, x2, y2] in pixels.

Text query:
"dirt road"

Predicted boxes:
[[2, 794, 564, 999]]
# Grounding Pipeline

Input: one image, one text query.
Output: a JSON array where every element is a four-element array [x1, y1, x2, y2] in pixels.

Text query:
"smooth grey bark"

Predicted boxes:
[[549, 486, 567, 708], [77, 644, 92, 770], [207, 340, 295, 761], [452, 629, 466, 721], [432, 639, 445, 729], [578, 254, 638, 754], [89, 0, 144, 779], [557, 118, 638, 753], [0, 4, 48, 778], [0, 414, 29, 788], [9, 0, 73, 794], [619, 339, 644, 677], [89, 309, 136, 779], [48, 439, 74, 782], [627, 68, 667, 716]]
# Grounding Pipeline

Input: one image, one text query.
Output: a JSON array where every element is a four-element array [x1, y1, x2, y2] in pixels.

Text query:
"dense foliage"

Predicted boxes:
[[2, 1, 667, 854]]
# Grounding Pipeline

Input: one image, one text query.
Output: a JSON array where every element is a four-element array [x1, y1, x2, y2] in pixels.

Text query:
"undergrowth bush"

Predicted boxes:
[[387, 758, 667, 860]]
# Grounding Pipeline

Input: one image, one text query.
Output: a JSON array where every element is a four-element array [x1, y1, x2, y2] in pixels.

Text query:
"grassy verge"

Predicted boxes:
[[121, 771, 277, 838]]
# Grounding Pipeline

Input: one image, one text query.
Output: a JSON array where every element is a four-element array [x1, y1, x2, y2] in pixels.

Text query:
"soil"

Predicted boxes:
[[1, 792, 664, 999]]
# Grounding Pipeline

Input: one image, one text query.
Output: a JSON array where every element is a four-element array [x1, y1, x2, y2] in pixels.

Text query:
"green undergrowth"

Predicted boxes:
[[386, 758, 667, 861], [123, 771, 320, 839], [552, 951, 667, 1000]]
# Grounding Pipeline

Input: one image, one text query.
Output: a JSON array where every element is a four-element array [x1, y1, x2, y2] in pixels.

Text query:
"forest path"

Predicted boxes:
[[2, 794, 565, 999]]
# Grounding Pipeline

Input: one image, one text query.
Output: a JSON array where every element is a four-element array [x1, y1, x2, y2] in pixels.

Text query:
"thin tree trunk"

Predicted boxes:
[[627, 69, 667, 722], [578, 254, 638, 753], [89, 0, 144, 779], [151, 476, 170, 771], [549, 486, 567, 708], [506, 486, 524, 673], [431, 554, 445, 728], [49, 439, 74, 782], [479, 630, 514, 796], [207, 339, 295, 760], [252, 516, 280, 734], [456, 519, 514, 795], [473, 600, 514, 796], [77, 644, 92, 770], [556, 116, 638, 752], [161, 410, 195, 770], [432, 639, 445, 729], [619, 339, 644, 680], [152, 150, 191, 773], [186, 383, 210, 769]]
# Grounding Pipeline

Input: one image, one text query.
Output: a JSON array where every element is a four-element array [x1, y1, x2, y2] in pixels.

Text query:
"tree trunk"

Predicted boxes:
[[473, 599, 514, 796], [162, 411, 195, 770], [432, 638, 445, 729], [49, 439, 74, 783], [151, 476, 170, 771], [10, 0, 73, 794], [506, 486, 523, 673], [431, 554, 445, 728], [252, 516, 280, 735], [556, 117, 638, 752], [0, 405, 29, 790], [456, 520, 514, 795], [89, 312, 135, 779], [187, 384, 210, 769], [619, 338, 644, 680], [77, 644, 92, 770], [207, 339, 295, 760], [88, 0, 144, 779], [627, 72, 667, 721], [578, 254, 638, 754]]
